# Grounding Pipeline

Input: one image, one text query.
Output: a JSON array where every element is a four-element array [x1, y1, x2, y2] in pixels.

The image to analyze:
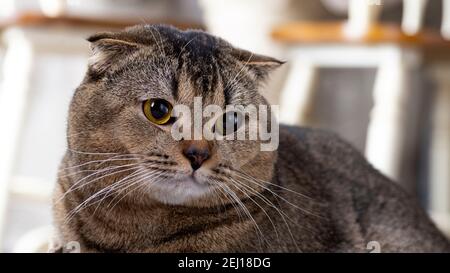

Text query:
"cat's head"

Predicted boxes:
[[68, 25, 282, 207]]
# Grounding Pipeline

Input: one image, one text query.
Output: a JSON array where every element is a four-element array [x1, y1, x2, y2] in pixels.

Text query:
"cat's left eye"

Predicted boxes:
[[143, 99, 173, 125], [215, 111, 243, 135]]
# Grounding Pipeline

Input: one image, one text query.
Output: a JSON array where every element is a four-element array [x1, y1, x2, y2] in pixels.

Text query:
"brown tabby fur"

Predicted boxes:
[[52, 25, 450, 252]]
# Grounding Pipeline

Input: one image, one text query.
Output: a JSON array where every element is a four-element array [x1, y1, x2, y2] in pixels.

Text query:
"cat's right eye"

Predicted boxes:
[[215, 111, 243, 136], [143, 99, 173, 125]]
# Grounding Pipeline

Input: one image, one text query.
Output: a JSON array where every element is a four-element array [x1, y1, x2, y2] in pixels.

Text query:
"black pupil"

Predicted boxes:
[[223, 112, 239, 133], [150, 100, 169, 119]]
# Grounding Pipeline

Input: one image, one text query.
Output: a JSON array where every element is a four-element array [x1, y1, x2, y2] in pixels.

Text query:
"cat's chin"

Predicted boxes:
[[147, 175, 215, 206]]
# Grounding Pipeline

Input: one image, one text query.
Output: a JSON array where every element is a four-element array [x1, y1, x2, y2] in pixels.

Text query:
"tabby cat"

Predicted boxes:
[[52, 25, 450, 252]]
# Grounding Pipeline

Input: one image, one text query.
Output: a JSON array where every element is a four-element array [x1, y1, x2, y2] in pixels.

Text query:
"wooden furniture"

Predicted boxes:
[[0, 12, 203, 31], [273, 0, 450, 235]]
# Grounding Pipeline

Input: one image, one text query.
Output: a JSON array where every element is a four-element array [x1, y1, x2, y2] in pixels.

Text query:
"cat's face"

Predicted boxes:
[[68, 25, 282, 207]]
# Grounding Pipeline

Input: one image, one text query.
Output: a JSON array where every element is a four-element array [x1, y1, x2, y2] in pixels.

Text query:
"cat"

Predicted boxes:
[[52, 24, 450, 253]]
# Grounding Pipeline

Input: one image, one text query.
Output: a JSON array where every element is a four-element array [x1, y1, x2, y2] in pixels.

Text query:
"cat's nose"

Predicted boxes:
[[182, 141, 210, 171]]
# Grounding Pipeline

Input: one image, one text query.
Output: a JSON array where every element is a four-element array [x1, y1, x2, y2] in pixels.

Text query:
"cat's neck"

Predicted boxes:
[[66, 192, 262, 252]]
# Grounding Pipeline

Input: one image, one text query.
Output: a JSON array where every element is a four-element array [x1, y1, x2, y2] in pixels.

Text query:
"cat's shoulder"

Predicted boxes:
[[278, 124, 382, 187], [279, 124, 366, 163], [278, 125, 412, 217]]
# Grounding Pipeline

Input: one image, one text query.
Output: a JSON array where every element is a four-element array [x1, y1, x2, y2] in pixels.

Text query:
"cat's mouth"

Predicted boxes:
[[147, 171, 216, 205], [167, 174, 209, 187], [188, 174, 203, 185]]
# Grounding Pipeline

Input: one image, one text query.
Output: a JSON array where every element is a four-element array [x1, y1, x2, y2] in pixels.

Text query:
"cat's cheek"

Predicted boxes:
[[217, 140, 262, 168]]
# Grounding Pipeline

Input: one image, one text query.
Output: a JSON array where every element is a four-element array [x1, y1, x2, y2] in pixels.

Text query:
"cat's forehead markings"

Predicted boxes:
[[210, 74, 226, 107], [174, 73, 195, 105]]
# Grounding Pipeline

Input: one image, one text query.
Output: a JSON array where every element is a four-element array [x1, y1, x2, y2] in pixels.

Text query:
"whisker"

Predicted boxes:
[[229, 177, 301, 251], [91, 169, 161, 215], [67, 148, 119, 156], [63, 168, 152, 223], [230, 171, 323, 219], [224, 52, 253, 91], [209, 185, 226, 215], [225, 178, 280, 242], [219, 183, 267, 250], [57, 163, 145, 204], [58, 156, 144, 175], [106, 171, 165, 212], [213, 182, 245, 223], [219, 165, 314, 200]]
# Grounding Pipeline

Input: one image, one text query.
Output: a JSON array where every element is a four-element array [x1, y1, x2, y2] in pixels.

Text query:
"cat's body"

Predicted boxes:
[[52, 25, 450, 253], [54, 125, 450, 252]]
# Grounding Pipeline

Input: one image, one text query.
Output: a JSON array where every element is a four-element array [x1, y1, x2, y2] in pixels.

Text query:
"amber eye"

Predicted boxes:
[[143, 99, 173, 125], [215, 111, 243, 135]]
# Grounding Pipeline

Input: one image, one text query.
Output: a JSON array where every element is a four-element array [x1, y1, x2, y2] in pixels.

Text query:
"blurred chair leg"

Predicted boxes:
[[402, 0, 428, 35], [0, 28, 35, 248], [429, 65, 450, 235], [279, 58, 317, 125], [345, 0, 382, 38], [365, 46, 418, 182], [442, 0, 450, 39]]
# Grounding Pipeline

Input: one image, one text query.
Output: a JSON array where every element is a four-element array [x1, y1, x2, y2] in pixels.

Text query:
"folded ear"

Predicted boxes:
[[87, 32, 142, 76], [231, 48, 285, 81]]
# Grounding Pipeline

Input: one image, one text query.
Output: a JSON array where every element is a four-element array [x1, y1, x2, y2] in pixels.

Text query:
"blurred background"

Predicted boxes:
[[0, 0, 449, 252]]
